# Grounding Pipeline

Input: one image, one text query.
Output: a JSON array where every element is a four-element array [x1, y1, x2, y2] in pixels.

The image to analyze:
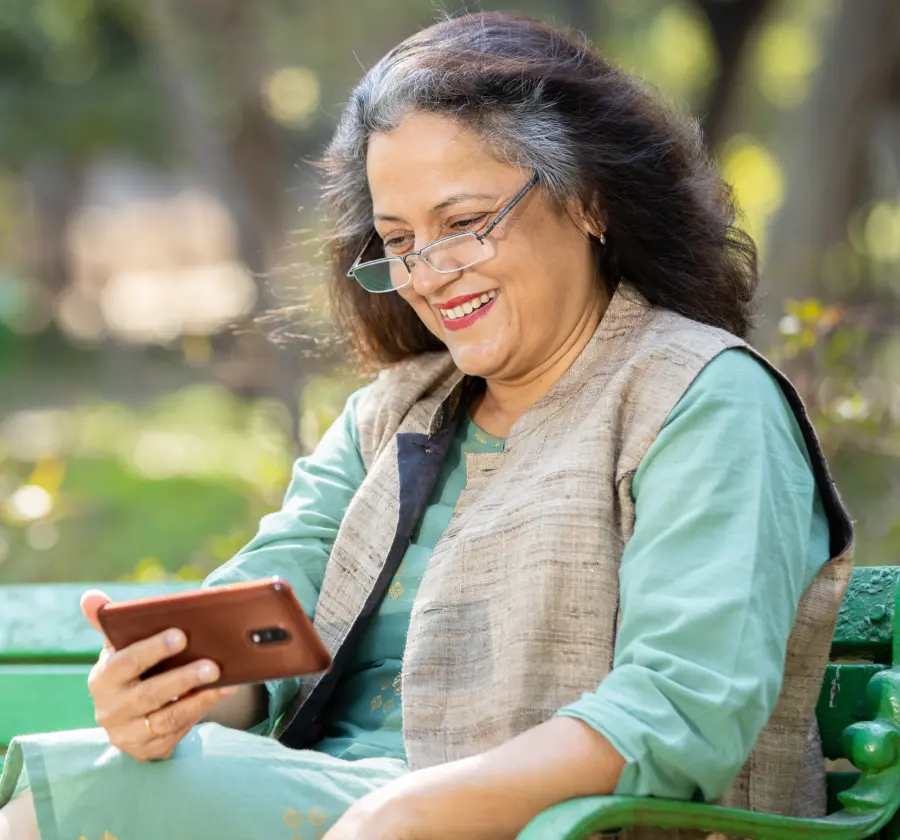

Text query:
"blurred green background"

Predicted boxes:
[[0, 0, 898, 583]]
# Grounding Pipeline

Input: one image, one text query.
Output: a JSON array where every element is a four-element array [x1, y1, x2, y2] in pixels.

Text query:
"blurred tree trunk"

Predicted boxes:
[[141, 0, 305, 448], [759, 0, 900, 342], [142, 0, 283, 277], [23, 159, 82, 295], [695, 0, 773, 149], [192, 0, 286, 274]]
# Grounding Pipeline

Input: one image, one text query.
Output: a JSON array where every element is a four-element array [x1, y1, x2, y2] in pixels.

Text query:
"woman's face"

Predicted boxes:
[[366, 112, 604, 382]]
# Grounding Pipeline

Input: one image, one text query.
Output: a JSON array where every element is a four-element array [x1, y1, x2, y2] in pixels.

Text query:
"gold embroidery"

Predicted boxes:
[[370, 694, 383, 711], [392, 673, 402, 696], [383, 696, 395, 713], [308, 806, 328, 827], [283, 808, 303, 829], [388, 580, 404, 599]]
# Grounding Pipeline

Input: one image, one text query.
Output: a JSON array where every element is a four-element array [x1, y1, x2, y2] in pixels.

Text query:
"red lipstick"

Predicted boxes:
[[437, 292, 498, 332]]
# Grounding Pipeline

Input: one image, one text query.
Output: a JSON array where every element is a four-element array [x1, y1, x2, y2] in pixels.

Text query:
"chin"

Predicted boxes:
[[446, 343, 506, 379]]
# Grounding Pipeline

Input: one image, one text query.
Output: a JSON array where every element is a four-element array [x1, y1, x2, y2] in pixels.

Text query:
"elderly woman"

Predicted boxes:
[[0, 11, 852, 840]]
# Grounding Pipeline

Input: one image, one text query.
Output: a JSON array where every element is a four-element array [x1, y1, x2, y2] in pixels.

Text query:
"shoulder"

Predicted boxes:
[[594, 295, 749, 416], [667, 348, 799, 435], [635, 305, 745, 370], [639, 348, 814, 489]]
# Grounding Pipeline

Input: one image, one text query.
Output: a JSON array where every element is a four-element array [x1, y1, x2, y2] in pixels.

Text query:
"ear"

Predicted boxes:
[[565, 197, 607, 241]]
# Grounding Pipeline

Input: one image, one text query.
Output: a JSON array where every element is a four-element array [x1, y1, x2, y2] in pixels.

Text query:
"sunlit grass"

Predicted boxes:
[[0, 375, 363, 583]]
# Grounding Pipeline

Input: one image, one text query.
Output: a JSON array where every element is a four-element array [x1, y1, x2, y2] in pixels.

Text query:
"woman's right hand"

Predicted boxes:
[[80, 589, 239, 761]]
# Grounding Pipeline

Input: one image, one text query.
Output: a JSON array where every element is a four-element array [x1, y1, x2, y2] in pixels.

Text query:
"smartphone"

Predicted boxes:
[[97, 577, 331, 687]]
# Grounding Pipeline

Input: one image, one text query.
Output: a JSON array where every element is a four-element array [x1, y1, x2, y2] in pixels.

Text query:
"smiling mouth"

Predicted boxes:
[[438, 290, 498, 320]]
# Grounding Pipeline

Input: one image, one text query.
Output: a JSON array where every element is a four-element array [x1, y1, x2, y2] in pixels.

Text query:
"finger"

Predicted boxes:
[[142, 687, 237, 740], [129, 659, 224, 716], [114, 720, 192, 762], [103, 628, 187, 686], [80, 589, 113, 647]]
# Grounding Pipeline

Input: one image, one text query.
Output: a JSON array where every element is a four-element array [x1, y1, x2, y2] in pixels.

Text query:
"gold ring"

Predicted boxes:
[[144, 715, 155, 738]]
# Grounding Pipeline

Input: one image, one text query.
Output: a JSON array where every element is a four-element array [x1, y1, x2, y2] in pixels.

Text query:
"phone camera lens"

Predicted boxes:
[[249, 627, 290, 645]]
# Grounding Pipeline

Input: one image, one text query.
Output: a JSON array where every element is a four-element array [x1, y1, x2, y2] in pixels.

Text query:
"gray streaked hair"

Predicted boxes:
[[323, 15, 584, 245], [321, 11, 757, 365]]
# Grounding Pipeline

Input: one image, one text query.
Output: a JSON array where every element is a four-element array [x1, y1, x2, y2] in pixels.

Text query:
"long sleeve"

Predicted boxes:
[[203, 385, 370, 732], [556, 349, 831, 801]]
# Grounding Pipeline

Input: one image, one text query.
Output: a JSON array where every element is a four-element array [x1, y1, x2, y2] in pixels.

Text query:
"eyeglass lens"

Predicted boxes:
[[352, 233, 494, 293]]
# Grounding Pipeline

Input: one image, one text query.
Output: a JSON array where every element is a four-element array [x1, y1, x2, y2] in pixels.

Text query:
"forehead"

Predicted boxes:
[[366, 112, 518, 211]]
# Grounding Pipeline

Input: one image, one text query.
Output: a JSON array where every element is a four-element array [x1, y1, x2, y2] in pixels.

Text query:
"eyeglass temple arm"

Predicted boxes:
[[479, 172, 540, 240], [347, 230, 378, 277]]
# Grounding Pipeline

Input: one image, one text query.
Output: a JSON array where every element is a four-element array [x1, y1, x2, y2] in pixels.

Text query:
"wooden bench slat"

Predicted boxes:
[[0, 665, 95, 746], [817, 663, 884, 759], [831, 566, 900, 661], [0, 582, 197, 662]]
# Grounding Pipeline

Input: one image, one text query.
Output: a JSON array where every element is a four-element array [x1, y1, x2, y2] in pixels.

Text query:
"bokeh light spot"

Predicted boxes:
[[26, 521, 60, 551], [721, 135, 785, 254], [264, 67, 321, 126], [755, 23, 821, 109], [864, 202, 900, 262], [8, 485, 53, 521]]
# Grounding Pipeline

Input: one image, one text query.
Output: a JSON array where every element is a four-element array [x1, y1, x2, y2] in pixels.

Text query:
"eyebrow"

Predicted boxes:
[[373, 192, 497, 223]]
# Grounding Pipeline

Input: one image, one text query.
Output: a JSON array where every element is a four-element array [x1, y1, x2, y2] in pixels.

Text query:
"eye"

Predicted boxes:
[[450, 214, 488, 230], [382, 234, 412, 254]]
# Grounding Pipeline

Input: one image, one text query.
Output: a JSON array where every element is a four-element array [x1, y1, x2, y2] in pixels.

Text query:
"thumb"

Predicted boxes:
[[81, 589, 112, 642]]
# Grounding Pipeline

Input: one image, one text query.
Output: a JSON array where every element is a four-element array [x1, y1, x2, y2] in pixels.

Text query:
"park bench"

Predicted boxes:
[[2, 567, 900, 839]]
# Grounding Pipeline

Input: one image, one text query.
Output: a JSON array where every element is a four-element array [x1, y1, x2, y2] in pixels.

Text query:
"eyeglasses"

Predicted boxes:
[[347, 173, 539, 294]]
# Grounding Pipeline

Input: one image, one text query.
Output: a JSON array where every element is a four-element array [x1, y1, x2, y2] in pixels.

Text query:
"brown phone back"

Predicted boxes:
[[97, 578, 331, 687]]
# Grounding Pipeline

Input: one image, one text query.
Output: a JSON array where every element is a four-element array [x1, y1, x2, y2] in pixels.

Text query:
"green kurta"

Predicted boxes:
[[0, 349, 829, 839]]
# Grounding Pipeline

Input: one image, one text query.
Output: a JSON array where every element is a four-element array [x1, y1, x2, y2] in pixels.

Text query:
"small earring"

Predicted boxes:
[[599, 231, 606, 245]]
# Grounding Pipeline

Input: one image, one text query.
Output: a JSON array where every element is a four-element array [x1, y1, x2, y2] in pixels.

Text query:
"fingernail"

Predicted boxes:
[[198, 662, 218, 681], [166, 630, 185, 650], [221, 685, 239, 696]]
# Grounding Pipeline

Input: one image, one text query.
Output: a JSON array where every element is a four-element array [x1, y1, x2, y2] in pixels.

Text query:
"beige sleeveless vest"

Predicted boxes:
[[278, 284, 853, 834]]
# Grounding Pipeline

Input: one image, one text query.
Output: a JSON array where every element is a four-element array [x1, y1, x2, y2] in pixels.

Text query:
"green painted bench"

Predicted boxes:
[[2, 568, 900, 839]]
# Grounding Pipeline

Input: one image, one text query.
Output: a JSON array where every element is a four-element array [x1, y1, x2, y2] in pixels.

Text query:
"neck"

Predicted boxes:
[[471, 294, 608, 438]]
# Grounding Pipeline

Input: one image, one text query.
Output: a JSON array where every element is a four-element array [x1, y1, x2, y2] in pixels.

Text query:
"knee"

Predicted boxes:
[[0, 791, 40, 840]]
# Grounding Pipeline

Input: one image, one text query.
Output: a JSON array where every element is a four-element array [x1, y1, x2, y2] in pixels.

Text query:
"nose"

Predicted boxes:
[[408, 258, 462, 298]]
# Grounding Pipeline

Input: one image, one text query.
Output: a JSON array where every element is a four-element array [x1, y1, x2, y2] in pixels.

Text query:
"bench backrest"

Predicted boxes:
[[1, 566, 897, 810], [0, 582, 195, 753]]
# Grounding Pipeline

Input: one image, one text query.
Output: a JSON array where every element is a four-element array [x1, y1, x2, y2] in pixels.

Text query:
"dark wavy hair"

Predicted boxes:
[[320, 11, 758, 365]]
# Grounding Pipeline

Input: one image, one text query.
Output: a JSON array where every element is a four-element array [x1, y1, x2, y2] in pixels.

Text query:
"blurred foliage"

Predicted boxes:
[[0, 369, 363, 582], [0, 0, 898, 583], [0, 0, 167, 163]]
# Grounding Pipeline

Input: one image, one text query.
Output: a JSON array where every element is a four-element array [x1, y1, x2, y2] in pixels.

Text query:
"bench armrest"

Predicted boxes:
[[518, 668, 900, 840], [516, 795, 883, 840]]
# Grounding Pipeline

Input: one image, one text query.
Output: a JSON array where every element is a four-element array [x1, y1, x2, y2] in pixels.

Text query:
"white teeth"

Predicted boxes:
[[439, 291, 498, 320]]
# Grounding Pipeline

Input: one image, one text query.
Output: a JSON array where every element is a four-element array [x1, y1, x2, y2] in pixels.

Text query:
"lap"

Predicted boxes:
[[0, 724, 408, 840]]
